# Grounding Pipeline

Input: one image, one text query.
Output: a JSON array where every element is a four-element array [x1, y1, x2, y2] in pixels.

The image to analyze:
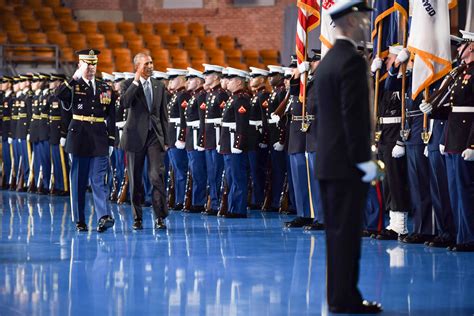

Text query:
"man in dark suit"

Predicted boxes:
[[314, 1, 382, 313], [120, 53, 169, 230]]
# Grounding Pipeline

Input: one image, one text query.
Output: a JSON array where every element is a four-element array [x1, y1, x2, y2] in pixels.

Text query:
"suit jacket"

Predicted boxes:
[[120, 78, 169, 152], [314, 39, 371, 179]]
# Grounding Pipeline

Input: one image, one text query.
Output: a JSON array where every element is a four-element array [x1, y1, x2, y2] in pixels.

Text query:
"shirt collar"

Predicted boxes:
[[140, 77, 151, 85], [335, 35, 358, 49]]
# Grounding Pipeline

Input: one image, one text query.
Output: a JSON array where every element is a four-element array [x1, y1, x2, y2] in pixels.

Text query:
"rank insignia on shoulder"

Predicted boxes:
[[200, 102, 206, 110], [219, 101, 226, 109], [238, 106, 247, 114], [181, 100, 188, 108], [464, 74, 471, 80], [262, 100, 269, 108]]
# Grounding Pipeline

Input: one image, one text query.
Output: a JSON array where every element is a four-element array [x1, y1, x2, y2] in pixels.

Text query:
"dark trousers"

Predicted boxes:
[[168, 147, 188, 204], [2, 140, 12, 185], [289, 153, 311, 218], [51, 144, 68, 191], [205, 149, 224, 211], [247, 148, 267, 206], [320, 178, 368, 308], [126, 131, 168, 220], [306, 152, 324, 223], [445, 154, 474, 244], [33, 140, 51, 189], [270, 149, 286, 208], [224, 153, 248, 215], [428, 150, 455, 239], [187, 150, 207, 206]]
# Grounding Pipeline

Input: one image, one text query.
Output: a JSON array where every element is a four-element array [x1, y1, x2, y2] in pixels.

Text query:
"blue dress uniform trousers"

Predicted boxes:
[[406, 144, 436, 235], [32, 140, 51, 189], [168, 147, 188, 204], [428, 150, 455, 239], [306, 152, 324, 223], [270, 149, 286, 208], [224, 153, 248, 215], [187, 150, 207, 206], [70, 155, 111, 223], [114, 148, 126, 187], [2, 140, 12, 185], [445, 154, 474, 244], [364, 184, 384, 232], [289, 153, 311, 218], [17, 139, 30, 184], [247, 148, 267, 207], [11, 140, 20, 185], [51, 144, 67, 191], [205, 149, 224, 211], [286, 154, 296, 211]]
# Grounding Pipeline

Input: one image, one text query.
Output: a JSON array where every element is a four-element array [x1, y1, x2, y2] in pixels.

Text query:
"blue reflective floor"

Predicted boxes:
[[0, 191, 473, 316]]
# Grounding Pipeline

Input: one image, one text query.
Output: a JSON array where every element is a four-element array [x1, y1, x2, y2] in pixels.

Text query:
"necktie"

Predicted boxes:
[[143, 81, 152, 111]]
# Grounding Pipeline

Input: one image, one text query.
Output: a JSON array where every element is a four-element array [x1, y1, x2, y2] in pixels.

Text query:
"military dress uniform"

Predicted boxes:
[[15, 78, 33, 191], [265, 66, 288, 210], [9, 79, 21, 189], [219, 68, 251, 217], [56, 49, 116, 231], [167, 69, 190, 208], [1, 77, 14, 189], [48, 74, 69, 194], [429, 58, 474, 251], [202, 65, 228, 214], [184, 69, 208, 212], [30, 76, 51, 193], [247, 68, 270, 209]]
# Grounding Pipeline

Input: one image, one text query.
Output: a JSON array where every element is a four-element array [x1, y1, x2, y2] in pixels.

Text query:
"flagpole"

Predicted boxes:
[[421, 87, 431, 143], [301, 29, 309, 132], [374, 22, 383, 142]]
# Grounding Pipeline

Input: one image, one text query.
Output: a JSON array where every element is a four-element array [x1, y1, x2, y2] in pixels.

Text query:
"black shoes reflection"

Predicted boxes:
[[329, 300, 383, 314], [132, 218, 167, 230], [76, 221, 88, 232], [97, 215, 115, 233]]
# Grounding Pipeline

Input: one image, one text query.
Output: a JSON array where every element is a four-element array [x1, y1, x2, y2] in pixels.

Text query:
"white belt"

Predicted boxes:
[[249, 120, 262, 127], [452, 106, 474, 113], [187, 120, 200, 128], [115, 121, 126, 128], [169, 117, 180, 124], [268, 117, 279, 124], [222, 122, 236, 130], [205, 118, 222, 125], [379, 117, 401, 124]]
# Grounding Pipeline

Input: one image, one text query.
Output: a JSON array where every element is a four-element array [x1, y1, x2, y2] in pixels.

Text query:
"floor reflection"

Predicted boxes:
[[0, 191, 473, 315]]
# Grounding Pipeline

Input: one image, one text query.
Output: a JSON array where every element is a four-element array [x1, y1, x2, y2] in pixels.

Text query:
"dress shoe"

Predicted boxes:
[[449, 242, 474, 252], [329, 300, 383, 314], [76, 221, 88, 232], [97, 215, 115, 233], [132, 219, 143, 230], [154, 217, 167, 230], [202, 209, 218, 216], [428, 235, 455, 248], [376, 229, 406, 241], [304, 222, 325, 231], [16, 187, 27, 192], [279, 209, 297, 215], [247, 203, 262, 210], [261, 206, 278, 213], [173, 203, 184, 211], [400, 233, 435, 244], [36, 188, 49, 195], [222, 213, 247, 219], [284, 217, 313, 228], [362, 229, 377, 238], [183, 205, 205, 213]]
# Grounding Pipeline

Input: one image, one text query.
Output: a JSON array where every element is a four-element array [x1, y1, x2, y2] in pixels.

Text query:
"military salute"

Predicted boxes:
[[56, 49, 116, 232]]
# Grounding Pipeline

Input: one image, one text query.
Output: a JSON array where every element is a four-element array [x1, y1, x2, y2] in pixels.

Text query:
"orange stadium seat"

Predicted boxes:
[[207, 49, 225, 65], [21, 18, 41, 32], [97, 63, 114, 74], [47, 31, 68, 48], [35, 7, 54, 19], [260, 49, 280, 64], [112, 48, 132, 62], [227, 60, 248, 70], [181, 35, 200, 50], [115, 61, 133, 72], [87, 33, 107, 49], [60, 20, 80, 33], [105, 33, 125, 48], [188, 23, 206, 37], [79, 21, 98, 34], [188, 49, 207, 64], [123, 32, 143, 43], [27, 32, 48, 44], [217, 35, 235, 50], [26, 0, 42, 8], [98, 21, 117, 34], [242, 49, 260, 62], [117, 22, 136, 34], [54, 7, 74, 20], [44, 0, 62, 7], [169, 48, 188, 64], [154, 23, 171, 36], [153, 61, 171, 71], [99, 48, 113, 64], [162, 34, 180, 49], [136, 22, 154, 35], [7, 32, 28, 44], [150, 48, 170, 64], [0, 33, 7, 44], [170, 22, 188, 36], [17, 8, 34, 19], [41, 19, 60, 32], [201, 36, 217, 50], [143, 34, 162, 48], [67, 33, 87, 51], [225, 49, 242, 63], [60, 47, 75, 63]]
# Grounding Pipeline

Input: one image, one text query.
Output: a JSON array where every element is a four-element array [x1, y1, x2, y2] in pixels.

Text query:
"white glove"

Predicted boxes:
[[423, 146, 429, 157], [356, 160, 378, 183], [175, 140, 185, 149], [391, 145, 405, 158], [115, 121, 126, 128], [297, 61, 310, 74], [231, 147, 242, 154], [7, 137, 12, 144], [270, 113, 280, 123], [258, 143, 268, 149], [60, 137, 66, 147], [419, 100, 433, 114], [395, 48, 410, 64], [72, 61, 87, 80], [273, 142, 284, 152], [18, 139, 22, 143], [439, 144, 445, 155], [370, 57, 383, 73], [462, 148, 474, 161], [109, 146, 114, 157], [216, 144, 220, 153], [196, 145, 205, 152], [26, 134, 30, 142], [119, 130, 123, 140]]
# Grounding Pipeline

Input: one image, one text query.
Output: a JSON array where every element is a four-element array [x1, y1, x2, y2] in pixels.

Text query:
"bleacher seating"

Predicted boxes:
[[0, 0, 281, 73]]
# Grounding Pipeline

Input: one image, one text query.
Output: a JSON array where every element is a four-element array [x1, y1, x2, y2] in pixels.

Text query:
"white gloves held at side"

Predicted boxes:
[[109, 146, 114, 157], [60, 137, 66, 147], [391, 145, 405, 158], [370, 57, 383, 73], [356, 160, 378, 183], [231, 147, 242, 154], [419, 100, 433, 114], [273, 142, 284, 152], [175, 140, 186, 149], [8, 137, 13, 144], [462, 148, 474, 161]]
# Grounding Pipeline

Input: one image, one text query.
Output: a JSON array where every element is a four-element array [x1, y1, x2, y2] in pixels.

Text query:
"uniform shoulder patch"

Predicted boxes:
[[200, 102, 206, 110], [219, 101, 226, 109], [181, 100, 188, 108], [238, 106, 247, 114], [262, 100, 269, 108]]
